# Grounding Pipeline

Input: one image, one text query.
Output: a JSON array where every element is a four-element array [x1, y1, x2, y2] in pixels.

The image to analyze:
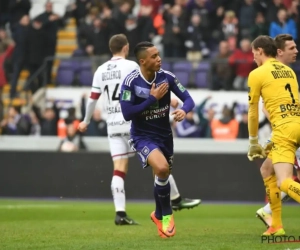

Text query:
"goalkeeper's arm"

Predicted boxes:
[[248, 103, 259, 138], [247, 102, 266, 160]]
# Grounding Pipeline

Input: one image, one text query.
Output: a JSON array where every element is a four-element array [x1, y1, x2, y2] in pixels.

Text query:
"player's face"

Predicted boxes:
[[278, 40, 298, 65], [252, 47, 262, 66], [141, 46, 161, 72]]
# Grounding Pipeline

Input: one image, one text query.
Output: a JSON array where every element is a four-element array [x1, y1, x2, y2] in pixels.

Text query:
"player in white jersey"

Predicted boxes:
[[255, 34, 300, 232], [78, 34, 201, 226]]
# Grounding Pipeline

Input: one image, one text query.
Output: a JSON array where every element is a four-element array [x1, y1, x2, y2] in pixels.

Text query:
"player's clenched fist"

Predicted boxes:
[[78, 121, 88, 133], [150, 83, 168, 100], [247, 136, 266, 161], [171, 109, 186, 122]]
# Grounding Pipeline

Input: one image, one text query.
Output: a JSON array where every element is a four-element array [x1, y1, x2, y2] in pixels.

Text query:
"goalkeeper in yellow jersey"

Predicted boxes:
[[248, 35, 300, 235], [255, 34, 300, 234]]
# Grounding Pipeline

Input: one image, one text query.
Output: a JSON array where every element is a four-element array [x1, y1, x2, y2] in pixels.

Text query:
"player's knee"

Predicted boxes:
[[113, 163, 128, 173], [260, 159, 273, 179], [113, 158, 128, 173], [155, 163, 170, 179], [260, 166, 271, 179]]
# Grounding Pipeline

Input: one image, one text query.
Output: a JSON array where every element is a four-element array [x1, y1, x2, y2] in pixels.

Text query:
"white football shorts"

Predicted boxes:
[[108, 133, 135, 160]]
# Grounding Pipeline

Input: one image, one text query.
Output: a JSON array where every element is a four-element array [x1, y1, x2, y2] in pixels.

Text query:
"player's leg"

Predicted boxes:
[[131, 138, 175, 237], [256, 157, 274, 228], [258, 153, 300, 227], [169, 174, 202, 211], [276, 161, 300, 202], [257, 156, 287, 231], [273, 126, 300, 204], [148, 148, 175, 237], [257, 156, 284, 235], [270, 126, 300, 234], [150, 168, 167, 238], [109, 135, 137, 225]]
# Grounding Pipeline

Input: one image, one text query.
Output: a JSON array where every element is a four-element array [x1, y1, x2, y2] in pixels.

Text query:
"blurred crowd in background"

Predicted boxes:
[[0, 94, 271, 152], [0, 0, 297, 146]]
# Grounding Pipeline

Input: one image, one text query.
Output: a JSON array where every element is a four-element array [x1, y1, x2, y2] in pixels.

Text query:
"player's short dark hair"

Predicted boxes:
[[109, 34, 128, 54], [134, 41, 154, 60], [274, 34, 294, 50], [251, 35, 277, 57]]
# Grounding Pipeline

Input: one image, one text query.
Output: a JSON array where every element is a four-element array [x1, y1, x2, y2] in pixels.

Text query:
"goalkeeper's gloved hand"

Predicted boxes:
[[263, 139, 273, 156], [247, 136, 266, 161]]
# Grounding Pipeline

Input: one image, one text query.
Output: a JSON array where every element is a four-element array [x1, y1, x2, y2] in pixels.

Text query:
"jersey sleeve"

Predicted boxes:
[[83, 69, 101, 123], [120, 75, 157, 121], [248, 70, 262, 104], [247, 70, 262, 138], [91, 68, 102, 95], [120, 76, 135, 103], [165, 71, 195, 114]]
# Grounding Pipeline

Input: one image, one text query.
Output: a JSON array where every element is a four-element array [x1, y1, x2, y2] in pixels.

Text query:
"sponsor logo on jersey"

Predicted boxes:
[[150, 101, 159, 109], [106, 106, 121, 114], [272, 64, 285, 70], [122, 90, 131, 101], [141, 104, 169, 120], [107, 120, 131, 126], [175, 78, 185, 92], [134, 85, 150, 98], [107, 64, 117, 70]]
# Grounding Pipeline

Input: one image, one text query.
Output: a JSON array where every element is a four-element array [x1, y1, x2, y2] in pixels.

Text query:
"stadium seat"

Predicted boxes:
[[56, 60, 75, 86], [79, 60, 92, 70], [172, 61, 192, 87], [67, 59, 80, 73], [78, 60, 93, 86], [194, 62, 210, 88], [78, 69, 93, 86], [161, 62, 171, 71], [72, 49, 85, 57]]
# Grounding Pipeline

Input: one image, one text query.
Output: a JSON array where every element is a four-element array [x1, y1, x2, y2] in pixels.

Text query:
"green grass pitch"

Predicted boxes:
[[0, 199, 299, 250]]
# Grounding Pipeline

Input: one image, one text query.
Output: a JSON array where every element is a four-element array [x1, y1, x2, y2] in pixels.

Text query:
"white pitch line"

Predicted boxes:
[[0, 204, 62, 209]]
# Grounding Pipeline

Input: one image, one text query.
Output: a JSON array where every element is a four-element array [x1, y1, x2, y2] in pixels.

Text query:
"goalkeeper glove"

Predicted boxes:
[[247, 136, 266, 161], [263, 139, 273, 156]]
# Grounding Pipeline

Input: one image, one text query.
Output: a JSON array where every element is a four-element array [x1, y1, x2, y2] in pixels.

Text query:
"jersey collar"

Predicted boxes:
[[110, 56, 124, 61], [264, 57, 277, 64], [139, 68, 157, 85]]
